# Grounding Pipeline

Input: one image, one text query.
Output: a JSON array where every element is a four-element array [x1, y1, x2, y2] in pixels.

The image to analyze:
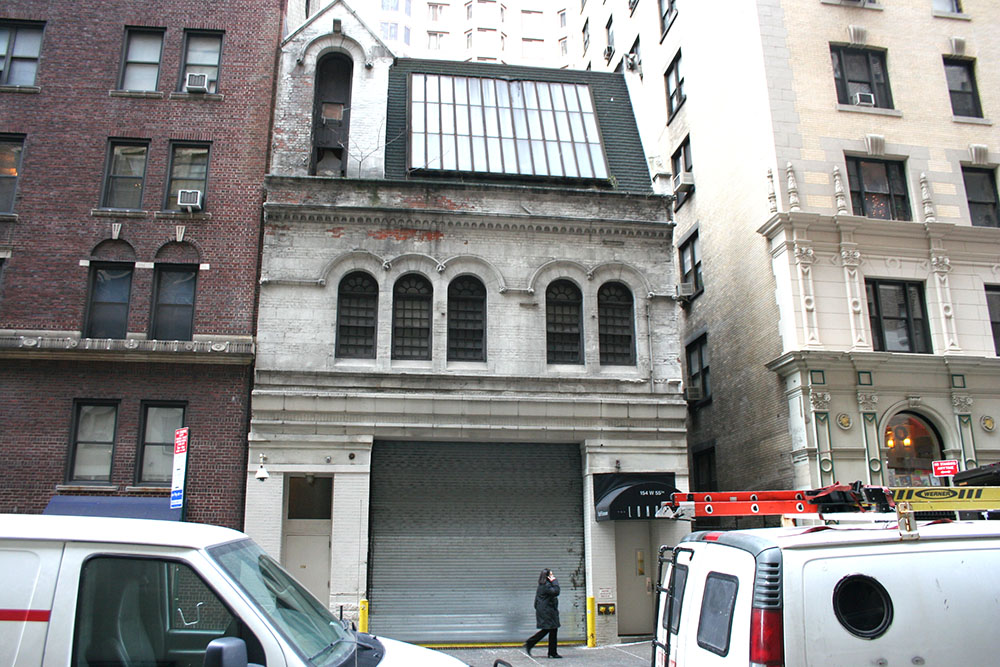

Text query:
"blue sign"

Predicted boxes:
[[170, 488, 184, 509]]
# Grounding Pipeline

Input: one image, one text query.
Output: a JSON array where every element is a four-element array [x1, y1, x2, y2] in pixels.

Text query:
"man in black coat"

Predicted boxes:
[[524, 568, 562, 659]]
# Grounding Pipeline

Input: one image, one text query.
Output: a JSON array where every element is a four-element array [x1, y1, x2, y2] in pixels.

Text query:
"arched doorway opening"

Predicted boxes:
[[883, 411, 946, 487]]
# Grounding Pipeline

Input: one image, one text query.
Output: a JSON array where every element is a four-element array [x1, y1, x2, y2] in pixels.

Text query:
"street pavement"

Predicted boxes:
[[438, 640, 652, 667]]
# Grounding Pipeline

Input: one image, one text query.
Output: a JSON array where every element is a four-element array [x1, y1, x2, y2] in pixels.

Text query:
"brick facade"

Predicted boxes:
[[0, 0, 282, 528]]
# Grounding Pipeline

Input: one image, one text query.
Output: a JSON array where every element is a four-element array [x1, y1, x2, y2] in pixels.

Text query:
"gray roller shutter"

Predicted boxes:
[[368, 441, 585, 644]]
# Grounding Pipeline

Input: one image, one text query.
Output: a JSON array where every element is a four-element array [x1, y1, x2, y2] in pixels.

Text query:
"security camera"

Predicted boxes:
[[255, 464, 269, 482]]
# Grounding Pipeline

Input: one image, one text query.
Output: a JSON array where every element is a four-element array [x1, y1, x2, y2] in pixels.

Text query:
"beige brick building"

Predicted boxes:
[[578, 0, 1000, 493]]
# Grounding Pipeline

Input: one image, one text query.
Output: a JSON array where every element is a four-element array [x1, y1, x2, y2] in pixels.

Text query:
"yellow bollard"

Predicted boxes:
[[359, 599, 369, 634], [586, 596, 596, 647]]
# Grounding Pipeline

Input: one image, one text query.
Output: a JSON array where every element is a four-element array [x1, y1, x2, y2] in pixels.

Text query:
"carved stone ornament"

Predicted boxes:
[[810, 390, 832, 412], [786, 162, 801, 212], [864, 134, 885, 157], [907, 395, 922, 409], [920, 173, 936, 223], [982, 415, 996, 432], [841, 248, 862, 266], [848, 24, 867, 46], [952, 394, 974, 414], [857, 392, 879, 412], [969, 144, 990, 166], [836, 413, 853, 430], [767, 168, 778, 213], [931, 255, 952, 273], [950, 36, 966, 56], [833, 165, 848, 215], [795, 244, 815, 265]]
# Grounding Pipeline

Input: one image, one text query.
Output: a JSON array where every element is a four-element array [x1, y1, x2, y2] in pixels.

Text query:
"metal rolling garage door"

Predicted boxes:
[[368, 441, 585, 644]]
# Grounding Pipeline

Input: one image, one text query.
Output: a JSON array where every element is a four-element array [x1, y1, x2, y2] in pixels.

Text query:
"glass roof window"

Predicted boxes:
[[409, 73, 609, 180]]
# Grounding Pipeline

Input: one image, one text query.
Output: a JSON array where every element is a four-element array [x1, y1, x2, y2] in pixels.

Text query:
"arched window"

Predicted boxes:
[[336, 272, 378, 358], [312, 53, 353, 177], [392, 274, 432, 359], [447, 275, 486, 361], [546, 279, 583, 364], [598, 281, 635, 365], [883, 412, 944, 487], [151, 264, 198, 341]]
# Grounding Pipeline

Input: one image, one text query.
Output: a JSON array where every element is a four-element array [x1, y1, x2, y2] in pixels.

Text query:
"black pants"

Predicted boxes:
[[526, 627, 559, 656]]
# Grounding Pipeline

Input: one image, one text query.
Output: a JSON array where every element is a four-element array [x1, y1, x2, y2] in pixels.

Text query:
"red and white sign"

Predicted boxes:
[[170, 427, 190, 510], [932, 459, 960, 477]]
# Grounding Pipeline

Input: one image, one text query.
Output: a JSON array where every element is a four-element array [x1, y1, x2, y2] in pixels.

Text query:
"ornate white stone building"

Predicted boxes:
[[245, 0, 687, 646]]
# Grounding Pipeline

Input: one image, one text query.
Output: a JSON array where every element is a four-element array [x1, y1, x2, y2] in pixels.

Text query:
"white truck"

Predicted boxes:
[[652, 485, 1000, 667], [0, 514, 468, 667]]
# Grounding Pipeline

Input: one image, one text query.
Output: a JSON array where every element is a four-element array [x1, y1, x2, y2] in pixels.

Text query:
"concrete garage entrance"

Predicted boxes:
[[367, 441, 585, 644]]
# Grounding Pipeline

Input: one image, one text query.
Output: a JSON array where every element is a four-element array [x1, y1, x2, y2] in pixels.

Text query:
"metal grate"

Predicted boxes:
[[392, 274, 432, 360], [336, 271, 378, 358], [598, 281, 635, 365], [546, 279, 583, 364], [447, 276, 486, 361]]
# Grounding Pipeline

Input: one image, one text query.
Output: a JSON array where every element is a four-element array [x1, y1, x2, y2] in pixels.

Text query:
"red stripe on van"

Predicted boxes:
[[0, 609, 51, 622]]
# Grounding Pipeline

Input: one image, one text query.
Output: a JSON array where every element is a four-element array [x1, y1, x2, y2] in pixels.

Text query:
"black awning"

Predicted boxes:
[[594, 472, 677, 521], [43, 495, 182, 521]]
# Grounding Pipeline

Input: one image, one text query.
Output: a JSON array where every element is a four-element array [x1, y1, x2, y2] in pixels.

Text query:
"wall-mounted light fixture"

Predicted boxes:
[[255, 453, 269, 482]]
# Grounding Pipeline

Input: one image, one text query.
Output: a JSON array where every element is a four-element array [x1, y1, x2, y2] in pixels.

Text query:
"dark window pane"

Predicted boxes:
[[868, 279, 930, 354], [104, 143, 147, 209], [963, 168, 999, 228], [392, 274, 432, 359], [140, 405, 183, 483], [447, 275, 486, 361], [697, 573, 738, 656], [87, 266, 133, 339], [166, 145, 209, 209], [598, 282, 635, 365], [987, 288, 1000, 355], [288, 476, 333, 519], [0, 139, 23, 212], [152, 267, 196, 340], [546, 279, 583, 363], [337, 272, 378, 358]]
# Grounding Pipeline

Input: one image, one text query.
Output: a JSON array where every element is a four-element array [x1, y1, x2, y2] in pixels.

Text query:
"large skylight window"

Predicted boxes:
[[409, 73, 609, 179]]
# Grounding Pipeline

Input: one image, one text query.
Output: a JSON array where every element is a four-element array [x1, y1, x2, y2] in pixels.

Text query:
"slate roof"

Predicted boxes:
[[385, 58, 653, 194]]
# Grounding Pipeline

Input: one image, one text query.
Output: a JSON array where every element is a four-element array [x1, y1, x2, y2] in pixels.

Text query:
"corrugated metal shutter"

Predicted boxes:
[[368, 441, 585, 644]]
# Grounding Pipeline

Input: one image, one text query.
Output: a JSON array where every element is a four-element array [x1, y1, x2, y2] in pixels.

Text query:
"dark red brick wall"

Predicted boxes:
[[0, 0, 281, 334], [0, 360, 252, 529], [0, 0, 283, 529]]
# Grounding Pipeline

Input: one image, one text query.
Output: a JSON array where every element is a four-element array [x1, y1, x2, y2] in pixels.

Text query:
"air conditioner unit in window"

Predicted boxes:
[[677, 282, 696, 298], [185, 72, 209, 93], [177, 189, 203, 211], [604, 45, 615, 61], [685, 386, 704, 402], [673, 171, 695, 194], [629, 0, 639, 9], [852, 91, 876, 107], [625, 53, 639, 71]]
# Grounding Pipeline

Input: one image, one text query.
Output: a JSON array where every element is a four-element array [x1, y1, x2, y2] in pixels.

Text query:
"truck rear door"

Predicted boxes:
[[0, 540, 63, 667]]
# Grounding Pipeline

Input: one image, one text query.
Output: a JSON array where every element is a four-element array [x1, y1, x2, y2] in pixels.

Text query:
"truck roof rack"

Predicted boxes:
[[657, 481, 1000, 538]]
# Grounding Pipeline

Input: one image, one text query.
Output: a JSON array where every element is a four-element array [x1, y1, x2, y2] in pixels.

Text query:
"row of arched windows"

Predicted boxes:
[[334, 271, 638, 365]]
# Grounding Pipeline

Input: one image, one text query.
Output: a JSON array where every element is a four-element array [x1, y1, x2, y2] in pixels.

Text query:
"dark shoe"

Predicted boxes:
[[548, 655, 562, 659], [523, 642, 531, 656]]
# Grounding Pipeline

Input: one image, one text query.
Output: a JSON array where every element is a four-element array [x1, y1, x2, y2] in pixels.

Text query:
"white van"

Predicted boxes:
[[0, 514, 467, 667], [653, 519, 1000, 667]]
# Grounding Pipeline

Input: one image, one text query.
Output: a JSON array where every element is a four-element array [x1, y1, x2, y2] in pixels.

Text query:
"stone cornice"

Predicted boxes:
[[263, 204, 673, 240], [0, 332, 254, 365]]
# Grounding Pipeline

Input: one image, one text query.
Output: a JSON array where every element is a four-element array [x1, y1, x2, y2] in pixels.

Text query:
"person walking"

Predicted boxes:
[[524, 568, 562, 659]]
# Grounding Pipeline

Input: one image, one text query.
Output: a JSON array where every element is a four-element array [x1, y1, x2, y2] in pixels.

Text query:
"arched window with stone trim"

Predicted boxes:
[[392, 273, 432, 360], [546, 279, 583, 364], [883, 411, 945, 487], [336, 271, 378, 358], [598, 281, 635, 365], [447, 275, 486, 361]]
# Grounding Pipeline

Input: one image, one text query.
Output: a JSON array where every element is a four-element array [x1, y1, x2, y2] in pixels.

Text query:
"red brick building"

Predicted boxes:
[[0, 0, 282, 527]]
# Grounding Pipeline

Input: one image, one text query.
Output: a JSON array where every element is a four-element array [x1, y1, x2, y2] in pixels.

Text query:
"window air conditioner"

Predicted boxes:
[[677, 282, 696, 298], [177, 189, 203, 211], [625, 53, 639, 71], [603, 45, 614, 61], [185, 72, 209, 93], [852, 91, 876, 107], [685, 386, 704, 402], [629, 0, 639, 9], [673, 171, 695, 193]]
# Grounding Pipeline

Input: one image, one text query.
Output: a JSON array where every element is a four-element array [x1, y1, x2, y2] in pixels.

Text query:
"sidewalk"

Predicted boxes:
[[438, 640, 651, 667]]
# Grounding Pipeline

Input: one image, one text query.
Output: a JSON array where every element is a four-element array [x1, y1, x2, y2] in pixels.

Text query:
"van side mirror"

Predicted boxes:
[[203, 637, 254, 667]]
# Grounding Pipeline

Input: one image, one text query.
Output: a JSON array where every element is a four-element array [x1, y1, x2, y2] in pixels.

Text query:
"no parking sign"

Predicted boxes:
[[170, 427, 189, 510]]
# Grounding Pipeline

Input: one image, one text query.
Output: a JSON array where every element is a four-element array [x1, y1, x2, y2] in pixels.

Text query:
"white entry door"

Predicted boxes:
[[615, 520, 654, 635], [282, 475, 332, 605]]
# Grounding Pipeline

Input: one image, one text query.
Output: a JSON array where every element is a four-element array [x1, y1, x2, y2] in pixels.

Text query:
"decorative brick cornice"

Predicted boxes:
[[0, 334, 254, 364]]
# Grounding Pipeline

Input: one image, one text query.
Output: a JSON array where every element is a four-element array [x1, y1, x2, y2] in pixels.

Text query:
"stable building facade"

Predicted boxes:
[[245, 1, 688, 646]]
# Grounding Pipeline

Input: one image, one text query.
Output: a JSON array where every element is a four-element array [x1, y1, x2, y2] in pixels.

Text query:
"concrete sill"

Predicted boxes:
[[836, 104, 902, 117]]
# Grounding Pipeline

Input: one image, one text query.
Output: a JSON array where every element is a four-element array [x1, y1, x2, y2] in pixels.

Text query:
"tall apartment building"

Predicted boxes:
[[343, 0, 572, 66], [577, 0, 1000, 493], [250, 0, 687, 645], [0, 0, 282, 526]]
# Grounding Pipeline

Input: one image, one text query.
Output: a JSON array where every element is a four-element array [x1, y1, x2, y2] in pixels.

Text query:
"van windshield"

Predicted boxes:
[[208, 539, 354, 666]]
